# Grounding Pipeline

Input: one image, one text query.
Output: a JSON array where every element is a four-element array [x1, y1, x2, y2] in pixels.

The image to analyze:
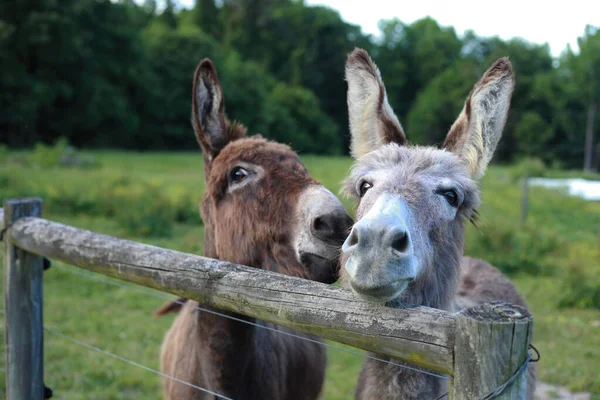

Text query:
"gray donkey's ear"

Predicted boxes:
[[345, 48, 406, 159], [443, 57, 515, 179]]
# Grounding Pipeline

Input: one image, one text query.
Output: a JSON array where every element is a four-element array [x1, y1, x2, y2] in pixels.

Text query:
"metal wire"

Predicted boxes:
[[0, 308, 232, 400], [477, 347, 534, 400], [43, 326, 234, 400], [1, 261, 543, 400], [50, 263, 450, 380], [432, 344, 539, 400]]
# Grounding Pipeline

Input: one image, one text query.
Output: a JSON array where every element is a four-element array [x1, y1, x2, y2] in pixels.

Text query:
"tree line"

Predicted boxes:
[[1, 0, 598, 169]]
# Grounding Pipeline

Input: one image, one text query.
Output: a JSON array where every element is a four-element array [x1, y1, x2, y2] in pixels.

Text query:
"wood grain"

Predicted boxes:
[[451, 301, 533, 399], [10, 216, 456, 373], [3, 199, 45, 400]]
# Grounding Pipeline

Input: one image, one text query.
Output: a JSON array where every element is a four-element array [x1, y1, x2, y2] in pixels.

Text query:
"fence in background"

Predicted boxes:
[[1, 198, 534, 400], [521, 174, 600, 250]]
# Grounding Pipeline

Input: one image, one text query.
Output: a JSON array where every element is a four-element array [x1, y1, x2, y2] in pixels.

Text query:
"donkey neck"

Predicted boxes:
[[358, 228, 463, 399], [358, 261, 458, 399], [196, 224, 304, 397]]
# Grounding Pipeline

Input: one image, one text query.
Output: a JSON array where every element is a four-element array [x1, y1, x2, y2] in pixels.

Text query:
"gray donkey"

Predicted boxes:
[[340, 48, 536, 399]]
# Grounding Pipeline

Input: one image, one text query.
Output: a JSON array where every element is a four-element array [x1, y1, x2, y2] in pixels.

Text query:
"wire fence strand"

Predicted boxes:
[[44, 326, 234, 400], [0, 308, 233, 400], [50, 263, 449, 380], [1, 260, 538, 400]]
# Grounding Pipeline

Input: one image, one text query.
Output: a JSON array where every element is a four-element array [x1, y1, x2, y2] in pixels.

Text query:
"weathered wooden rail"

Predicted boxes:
[[2, 198, 534, 399]]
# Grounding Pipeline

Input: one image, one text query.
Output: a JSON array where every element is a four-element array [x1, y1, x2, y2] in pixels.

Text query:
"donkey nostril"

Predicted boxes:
[[391, 231, 409, 253], [312, 216, 335, 240], [347, 229, 359, 247], [312, 211, 353, 245], [313, 217, 327, 233]]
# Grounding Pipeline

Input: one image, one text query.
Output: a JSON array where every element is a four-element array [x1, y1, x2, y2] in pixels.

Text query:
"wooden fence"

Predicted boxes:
[[1, 198, 534, 399]]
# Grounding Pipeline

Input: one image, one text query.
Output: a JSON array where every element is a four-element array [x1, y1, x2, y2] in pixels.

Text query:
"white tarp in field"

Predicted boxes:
[[528, 178, 600, 201]]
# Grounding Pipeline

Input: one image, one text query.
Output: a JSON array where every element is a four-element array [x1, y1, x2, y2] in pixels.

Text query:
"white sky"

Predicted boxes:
[[175, 0, 599, 57]]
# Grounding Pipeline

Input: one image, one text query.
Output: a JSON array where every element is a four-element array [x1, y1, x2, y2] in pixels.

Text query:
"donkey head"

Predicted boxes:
[[341, 49, 515, 308], [193, 58, 352, 284]]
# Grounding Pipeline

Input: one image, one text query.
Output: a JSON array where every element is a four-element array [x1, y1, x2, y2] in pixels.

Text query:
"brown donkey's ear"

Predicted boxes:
[[345, 48, 406, 159], [192, 58, 245, 167], [443, 57, 515, 179]]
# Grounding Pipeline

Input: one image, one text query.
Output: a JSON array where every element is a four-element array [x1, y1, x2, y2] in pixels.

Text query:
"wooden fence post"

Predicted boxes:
[[450, 301, 533, 400], [3, 198, 44, 400]]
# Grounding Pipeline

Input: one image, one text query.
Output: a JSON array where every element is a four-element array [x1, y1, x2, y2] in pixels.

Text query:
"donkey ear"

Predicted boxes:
[[443, 57, 515, 179], [345, 48, 406, 159], [192, 58, 244, 165]]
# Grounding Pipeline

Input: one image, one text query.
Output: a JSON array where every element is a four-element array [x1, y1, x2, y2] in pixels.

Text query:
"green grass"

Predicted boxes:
[[1, 151, 599, 399]]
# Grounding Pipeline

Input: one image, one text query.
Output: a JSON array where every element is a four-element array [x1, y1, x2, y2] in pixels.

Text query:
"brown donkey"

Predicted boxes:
[[158, 58, 353, 400], [340, 49, 536, 399]]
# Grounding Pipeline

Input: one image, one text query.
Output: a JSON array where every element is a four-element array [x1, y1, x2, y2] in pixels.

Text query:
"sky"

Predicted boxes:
[[303, 0, 599, 57], [175, 0, 599, 57]]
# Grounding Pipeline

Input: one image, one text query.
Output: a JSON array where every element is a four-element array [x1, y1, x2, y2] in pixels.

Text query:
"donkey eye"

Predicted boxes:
[[359, 181, 372, 197], [229, 167, 249, 184], [439, 189, 459, 207]]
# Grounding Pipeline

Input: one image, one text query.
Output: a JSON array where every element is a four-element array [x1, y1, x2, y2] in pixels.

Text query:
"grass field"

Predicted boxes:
[[1, 151, 599, 399]]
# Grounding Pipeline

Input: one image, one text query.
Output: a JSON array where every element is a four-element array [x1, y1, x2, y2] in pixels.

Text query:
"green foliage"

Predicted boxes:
[[468, 222, 564, 275], [514, 112, 554, 156], [559, 246, 600, 310], [377, 17, 463, 119], [142, 27, 223, 149], [28, 137, 69, 168], [191, 0, 220, 37], [0, 162, 203, 238], [246, 2, 371, 151], [22, 137, 99, 169], [406, 60, 478, 144], [158, 0, 178, 30], [569, 25, 600, 113], [138, 20, 340, 154], [0, 0, 358, 155], [0, 144, 8, 161], [509, 157, 548, 181], [266, 83, 340, 154], [114, 182, 175, 238], [1, 0, 599, 168]]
